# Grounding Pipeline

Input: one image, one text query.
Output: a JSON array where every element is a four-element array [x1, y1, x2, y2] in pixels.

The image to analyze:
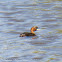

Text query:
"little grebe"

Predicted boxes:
[[20, 26, 38, 37]]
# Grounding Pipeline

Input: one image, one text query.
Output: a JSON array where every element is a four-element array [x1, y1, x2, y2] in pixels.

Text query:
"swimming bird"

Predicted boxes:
[[20, 26, 38, 37]]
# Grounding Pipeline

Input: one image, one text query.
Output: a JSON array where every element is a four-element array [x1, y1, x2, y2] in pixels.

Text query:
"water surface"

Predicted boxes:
[[0, 0, 62, 62]]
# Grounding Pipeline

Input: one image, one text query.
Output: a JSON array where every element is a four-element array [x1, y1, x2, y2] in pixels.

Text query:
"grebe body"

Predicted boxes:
[[20, 26, 38, 37]]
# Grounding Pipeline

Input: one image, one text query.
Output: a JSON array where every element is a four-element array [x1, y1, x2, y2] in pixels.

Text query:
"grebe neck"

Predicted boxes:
[[30, 27, 35, 34], [31, 30, 35, 34]]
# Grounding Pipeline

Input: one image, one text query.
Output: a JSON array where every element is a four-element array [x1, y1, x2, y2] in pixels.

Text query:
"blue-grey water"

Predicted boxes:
[[0, 0, 62, 62]]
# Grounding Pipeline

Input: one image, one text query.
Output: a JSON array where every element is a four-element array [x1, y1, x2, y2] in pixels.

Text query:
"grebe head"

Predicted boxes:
[[31, 26, 38, 33]]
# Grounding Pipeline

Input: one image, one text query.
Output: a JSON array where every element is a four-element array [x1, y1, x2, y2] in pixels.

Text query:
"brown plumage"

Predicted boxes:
[[20, 26, 38, 37]]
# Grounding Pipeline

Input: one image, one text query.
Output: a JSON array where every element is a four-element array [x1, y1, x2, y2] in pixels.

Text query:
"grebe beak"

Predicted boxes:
[[37, 29, 41, 30]]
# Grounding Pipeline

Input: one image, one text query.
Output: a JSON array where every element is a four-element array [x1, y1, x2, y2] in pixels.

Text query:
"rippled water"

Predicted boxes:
[[0, 0, 62, 62]]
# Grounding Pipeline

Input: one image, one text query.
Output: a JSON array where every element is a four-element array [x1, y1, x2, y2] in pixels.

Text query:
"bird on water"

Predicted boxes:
[[20, 26, 38, 37]]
